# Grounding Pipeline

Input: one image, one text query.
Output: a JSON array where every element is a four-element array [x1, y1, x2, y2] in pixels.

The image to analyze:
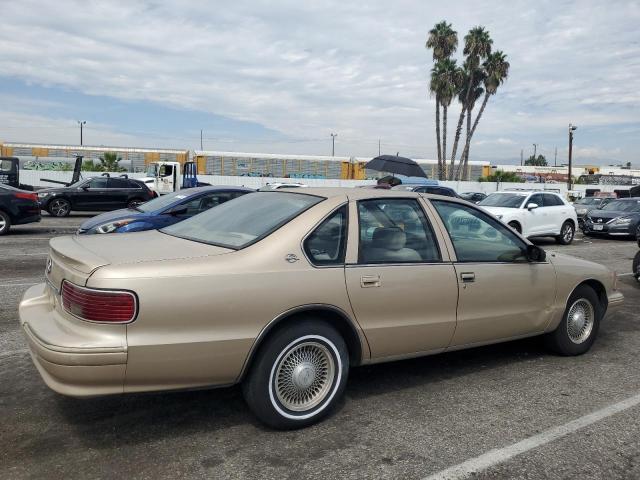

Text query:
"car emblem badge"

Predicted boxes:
[[46, 257, 52, 274], [597, 219, 603, 223], [285, 254, 299, 263]]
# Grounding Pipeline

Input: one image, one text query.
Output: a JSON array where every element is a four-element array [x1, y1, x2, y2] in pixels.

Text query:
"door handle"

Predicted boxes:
[[460, 272, 475, 283], [360, 275, 381, 288]]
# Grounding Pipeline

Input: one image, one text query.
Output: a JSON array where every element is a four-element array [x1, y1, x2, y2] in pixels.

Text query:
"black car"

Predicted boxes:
[[38, 176, 156, 217], [459, 191, 487, 203], [582, 198, 640, 238], [0, 184, 41, 235], [391, 184, 459, 197]]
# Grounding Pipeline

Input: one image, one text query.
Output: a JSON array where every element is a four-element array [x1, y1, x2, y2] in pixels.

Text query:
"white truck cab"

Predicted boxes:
[[139, 162, 182, 195]]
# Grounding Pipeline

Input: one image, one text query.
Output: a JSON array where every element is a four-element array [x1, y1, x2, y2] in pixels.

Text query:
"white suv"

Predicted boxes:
[[478, 191, 578, 245]]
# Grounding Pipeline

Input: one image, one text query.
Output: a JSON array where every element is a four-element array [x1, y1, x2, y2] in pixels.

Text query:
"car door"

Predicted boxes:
[[523, 193, 548, 235], [429, 199, 556, 346], [74, 177, 109, 210], [344, 197, 458, 359], [543, 193, 569, 234], [105, 178, 132, 209]]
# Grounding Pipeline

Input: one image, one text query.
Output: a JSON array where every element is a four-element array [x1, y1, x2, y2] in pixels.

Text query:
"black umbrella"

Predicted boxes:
[[365, 155, 427, 178]]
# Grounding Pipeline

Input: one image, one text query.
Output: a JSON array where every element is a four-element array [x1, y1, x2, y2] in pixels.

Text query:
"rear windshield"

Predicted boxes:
[[162, 192, 322, 249], [478, 193, 526, 208]]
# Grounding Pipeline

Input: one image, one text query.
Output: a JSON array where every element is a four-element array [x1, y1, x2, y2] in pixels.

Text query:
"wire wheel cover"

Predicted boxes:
[[563, 224, 574, 242], [275, 341, 335, 412], [566, 298, 594, 344]]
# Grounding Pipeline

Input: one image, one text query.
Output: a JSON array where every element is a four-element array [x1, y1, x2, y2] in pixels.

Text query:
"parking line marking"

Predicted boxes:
[[0, 282, 39, 288], [423, 392, 640, 480], [7, 252, 49, 257]]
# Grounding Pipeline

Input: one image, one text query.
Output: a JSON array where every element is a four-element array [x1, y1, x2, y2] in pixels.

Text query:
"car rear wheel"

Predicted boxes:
[[508, 221, 522, 234], [242, 319, 349, 429], [48, 198, 71, 217], [633, 251, 640, 282], [556, 221, 575, 245], [0, 210, 11, 235], [545, 285, 603, 355], [127, 198, 144, 209]]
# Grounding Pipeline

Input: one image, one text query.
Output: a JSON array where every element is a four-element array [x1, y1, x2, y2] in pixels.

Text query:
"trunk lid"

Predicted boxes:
[[47, 230, 232, 288]]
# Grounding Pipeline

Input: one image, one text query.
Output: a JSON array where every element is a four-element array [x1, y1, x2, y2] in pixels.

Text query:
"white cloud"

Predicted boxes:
[[0, 0, 639, 163]]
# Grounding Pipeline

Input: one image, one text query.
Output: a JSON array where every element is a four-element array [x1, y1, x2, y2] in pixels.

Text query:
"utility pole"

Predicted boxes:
[[200, 129, 203, 151], [568, 124, 577, 191], [554, 146, 557, 167], [77, 120, 86, 146], [378, 139, 381, 156], [532, 143, 537, 159], [330, 133, 337, 156], [520, 149, 523, 166]]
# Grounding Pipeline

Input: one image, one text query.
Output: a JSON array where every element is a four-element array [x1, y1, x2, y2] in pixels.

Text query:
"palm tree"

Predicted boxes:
[[455, 69, 484, 180], [98, 152, 124, 172], [431, 59, 461, 179], [448, 27, 492, 179], [426, 21, 457, 178], [458, 51, 510, 177]]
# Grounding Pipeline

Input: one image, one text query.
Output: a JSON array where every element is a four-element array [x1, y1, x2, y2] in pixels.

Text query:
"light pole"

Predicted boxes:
[[532, 143, 537, 160], [77, 120, 86, 146], [568, 124, 577, 191], [330, 133, 337, 156]]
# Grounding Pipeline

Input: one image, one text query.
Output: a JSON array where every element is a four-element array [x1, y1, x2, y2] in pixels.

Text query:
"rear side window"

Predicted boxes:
[[128, 180, 143, 189], [357, 199, 441, 264], [108, 178, 129, 188], [543, 194, 564, 206], [304, 206, 348, 266]]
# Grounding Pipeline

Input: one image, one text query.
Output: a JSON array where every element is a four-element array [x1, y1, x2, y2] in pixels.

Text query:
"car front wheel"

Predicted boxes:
[[633, 251, 640, 282], [242, 319, 349, 429], [556, 221, 575, 245], [545, 285, 603, 355]]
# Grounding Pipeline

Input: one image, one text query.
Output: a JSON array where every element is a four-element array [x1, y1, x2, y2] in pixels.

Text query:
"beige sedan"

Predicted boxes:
[[19, 188, 624, 428]]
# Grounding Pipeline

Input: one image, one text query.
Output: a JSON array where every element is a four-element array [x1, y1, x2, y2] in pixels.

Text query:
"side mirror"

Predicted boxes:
[[526, 245, 546, 262], [527, 202, 539, 210]]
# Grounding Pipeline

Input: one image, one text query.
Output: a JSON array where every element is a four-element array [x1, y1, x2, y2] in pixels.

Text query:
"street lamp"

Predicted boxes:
[[532, 143, 537, 159], [77, 120, 86, 146], [568, 124, 577, 191], [330, 133, 337, 156]]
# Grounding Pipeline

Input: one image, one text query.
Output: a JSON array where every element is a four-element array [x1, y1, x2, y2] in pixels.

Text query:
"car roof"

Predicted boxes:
[[177, 185, 254, 194], [272, 186, 466, 202]]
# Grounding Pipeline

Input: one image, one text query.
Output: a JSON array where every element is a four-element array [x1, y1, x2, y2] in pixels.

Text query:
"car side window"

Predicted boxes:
[[107, 178, 129, 189], [127, 180, 142, 189], [527, 193, 544, 208], [543, 194, 563, 206], [432, 200, 528, 263], [304, 206, 347, 266], [88, 178, 108, 188], [357, 199, 440, 264]]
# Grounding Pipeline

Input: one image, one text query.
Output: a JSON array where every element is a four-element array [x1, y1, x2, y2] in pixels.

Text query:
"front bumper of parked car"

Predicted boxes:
[[582, 218, 633, 236], [19, 283, 127, 397]]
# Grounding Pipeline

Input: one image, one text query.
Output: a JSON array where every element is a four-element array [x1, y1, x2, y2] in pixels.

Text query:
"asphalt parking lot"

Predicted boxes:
[[1, 215, 639, 480]]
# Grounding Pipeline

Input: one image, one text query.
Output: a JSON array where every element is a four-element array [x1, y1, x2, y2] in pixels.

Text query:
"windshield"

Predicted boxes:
[[600, 200, 640, 213], [137, 190, 191, 213], [146, 164, 157, 177], [162, 192, 322, 249], [478, 193, 526, 208], [575, 198, 600, 205]]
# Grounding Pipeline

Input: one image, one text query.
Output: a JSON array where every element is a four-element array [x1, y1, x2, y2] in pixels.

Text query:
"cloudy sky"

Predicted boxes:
[[1, 0, 639, 165]]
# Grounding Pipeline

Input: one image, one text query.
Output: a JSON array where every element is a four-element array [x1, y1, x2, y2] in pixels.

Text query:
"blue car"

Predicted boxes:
[[77, 186, 253, 234]]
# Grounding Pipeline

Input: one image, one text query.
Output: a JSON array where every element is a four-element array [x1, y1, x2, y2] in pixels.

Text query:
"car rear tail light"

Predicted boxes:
[[14, 192, 38, 202], [61, 280, 137, 323]]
